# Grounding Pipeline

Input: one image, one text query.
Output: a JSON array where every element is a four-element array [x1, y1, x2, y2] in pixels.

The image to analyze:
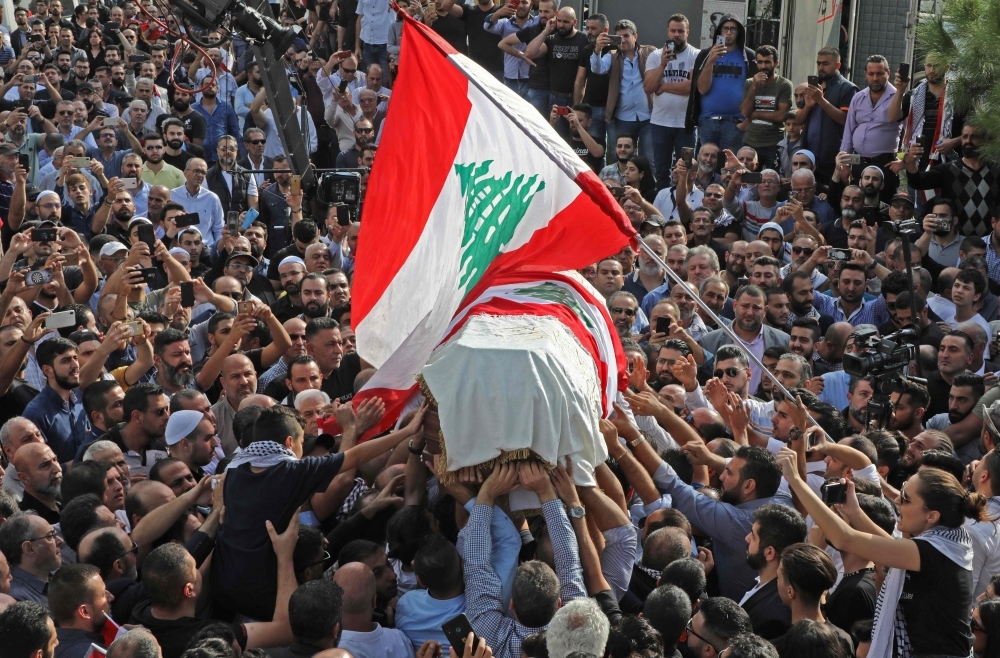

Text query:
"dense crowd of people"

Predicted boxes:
[[0, 2, 999, 658]]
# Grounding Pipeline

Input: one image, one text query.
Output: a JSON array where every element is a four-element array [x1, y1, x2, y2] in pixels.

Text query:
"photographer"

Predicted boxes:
[[916, 197, 961, 268]]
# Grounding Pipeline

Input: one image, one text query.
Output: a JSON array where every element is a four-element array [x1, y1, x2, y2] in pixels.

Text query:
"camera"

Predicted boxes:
[[317, 171, 361, 216], [827, 248, 850, 262], [843, 325, 920, 423], [820, 479, 847, 505]]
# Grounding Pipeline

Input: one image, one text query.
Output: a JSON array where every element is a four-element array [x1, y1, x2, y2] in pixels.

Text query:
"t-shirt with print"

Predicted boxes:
[[565, 133, 602, 173], [742, 74, 793, 147], [544, 31, 589, 95], [647, 43, 699, 128], [699, 48, 746, 118], [515, 23, 549, 90]]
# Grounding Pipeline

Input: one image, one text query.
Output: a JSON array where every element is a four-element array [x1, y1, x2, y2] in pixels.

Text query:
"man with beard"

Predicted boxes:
[[549, 103, 604, 172], [898, 429, 953, 477], [139, 133, 184, 191], [740, 503, 805, 640], [738, 46, 792, 171], [243, 221, 269, 276], [210, 354, 258, 457], [171, 158, 223, 249], [156, 86, 206, 148], [886, 379, 929, 440], [334, 118, 375, 169], [62, 58, 91, 96], [687, 207, 728, 268], [623, 234, 667, 306], [80, 383, 169, 478], [787, 317, 820, 363], [832, 263, 889, 327], [259, 156, 305, 258], [607, 291, 639, 341], [2, 509, 64, 605], [700, 285, 789, 393], [796, 47, 858, 182], [192, 82, 239, 167], [644, 15, 698, 185], [205, 135, 256, 215], [763, 287, 789, 331], [487, 0, 541, 101], [599, 135, 636, 185], [721, 240, 748, 296], [840, 55, 902, 200], [164, 410, 218, 482], [892, 291, 945, 350], [842, 375, 875, 434], [151, 329, 197, 397], [908, 124, 999, 239], [272, 256, 307, 322], [299, 273, 333, 320], [819, 184, 864, 251], [670, 281, 708, 340], [159, 120, 199, 173], [257, 317, 308, 392], [84, 124, 138, 181], [895, 56, 960, 174], [13, 443, 64, 524], [781, 234, 826, 289], [925, 372, 984, 462], [327, 269, 351, 307], [223, 249, 275, 309], [652, 338, 692, 391], [48, 564, 117, 657], [23, 338, 88, 466]]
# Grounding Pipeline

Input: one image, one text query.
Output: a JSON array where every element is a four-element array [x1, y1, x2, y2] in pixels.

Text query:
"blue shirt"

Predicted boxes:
[[192, 100, 240, 164], [484, 15, 539, 80], [60, 200, 101, 241], [170, 184, 224, 248], [23, 384, 90, 464], [395, 591, 467, 653], [818, 369, 850, 407], [700, 49, 746, 118], [131, 180, 151, 217], [87, 147, 132, 180], [592, 51, 650, 121]]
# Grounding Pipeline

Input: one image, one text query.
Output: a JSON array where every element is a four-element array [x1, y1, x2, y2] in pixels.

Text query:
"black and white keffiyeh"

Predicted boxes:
[[225, 441, 298, 471], [869, 525, 972, 658]]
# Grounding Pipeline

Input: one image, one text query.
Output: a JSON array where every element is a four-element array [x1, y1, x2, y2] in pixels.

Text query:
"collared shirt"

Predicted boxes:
[[141, 162, 186, 190], [740, 325, 767, 393], [234, 83, 258, 133], [786, 288, 837, 327], [463, 501, 585, 658], [170, 184, 224, 247], [192, 101, 240, 163], [55, 628, 105, 658], [600, 524, 639, 601], [258, 358, 290, 393], [9, 566, 49, 605], [87, 146, 132, 180], [592, 51, 650, 122], [686, 313, 709, 342], [832, 296, 890, 327], [358, 0, 394, 45], [23, 384, 90, 463], [928, 233, 963, 268], [210, 397, 239, 458], [840, 83, 901, 156], [484, 15, 540, 80], [599, 163, 627, 185]]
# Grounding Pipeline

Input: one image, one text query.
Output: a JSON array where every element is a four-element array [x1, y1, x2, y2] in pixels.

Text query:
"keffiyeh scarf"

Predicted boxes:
[[225, 441, 299, 471]]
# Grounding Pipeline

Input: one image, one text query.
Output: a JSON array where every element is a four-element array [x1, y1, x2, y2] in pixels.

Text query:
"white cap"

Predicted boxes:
[[169, 247, 189, 259], [99, 242, 128, 258], [279, 256, 306, 269], [128, 217, 153, 228], [164, 410, 205, 446], [35, 190, 60, 205]]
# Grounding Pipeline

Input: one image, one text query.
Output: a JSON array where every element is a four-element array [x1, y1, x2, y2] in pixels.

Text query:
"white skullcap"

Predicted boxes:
[[164, 410, 205, 446]]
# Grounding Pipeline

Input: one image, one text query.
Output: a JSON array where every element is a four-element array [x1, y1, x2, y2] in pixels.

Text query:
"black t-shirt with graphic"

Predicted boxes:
[[544, 31, 589, 95]]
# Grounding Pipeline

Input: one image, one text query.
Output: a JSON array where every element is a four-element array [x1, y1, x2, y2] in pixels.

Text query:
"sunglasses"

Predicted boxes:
[[791, 246, 814, 256], [714, 366, 744, 378], [220, 291, 243, 301], [117, 540, 140, 561], [610, 306, 636, 317], [246, 139, 266, 145], [703, 192, 724, 199]]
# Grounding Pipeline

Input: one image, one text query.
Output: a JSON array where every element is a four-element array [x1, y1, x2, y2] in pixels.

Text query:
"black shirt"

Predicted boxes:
[[466, 5, 502, 73], [161, 149, 195, 171], [19, 490, 60, 524], [565, 133, 602, 173], [267, 243, 307, 281], [824, 567, 876, 633], [898, 538, 973, 657], [320, 351, 363, 401], [431, 6, 468, 55], [130, 601, 247, 658], [0, 379, 39, 427], [543, 31, 588, 95], [924, 370, 953, 418], [156, 111, 207, 144], [337, 0, 359, 53], [193, 347, 265, 404], [580, 43, 609, 107], [515, 23, 549, 90]]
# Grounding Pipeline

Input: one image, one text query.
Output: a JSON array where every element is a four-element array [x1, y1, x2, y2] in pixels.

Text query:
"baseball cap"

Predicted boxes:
[[226, 250, 259, 267], [76, 82, 96, 94], [165, 410, 205, 446], [641, 216, 666, 227], [99, 242, 128, 258], [25, 185, 40, 202], [891, 191, 915, 206], [0, 143, 18, 156], [758, 222, 785, 238]]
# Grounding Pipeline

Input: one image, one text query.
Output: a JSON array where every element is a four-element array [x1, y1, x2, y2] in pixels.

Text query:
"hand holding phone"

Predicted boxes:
[[289, 175, 301, 196], [241, 208, 260, 230], [137, 223, 155, 251], [180, 281, 196, 308]]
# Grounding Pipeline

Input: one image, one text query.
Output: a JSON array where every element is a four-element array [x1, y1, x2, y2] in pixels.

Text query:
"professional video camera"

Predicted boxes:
[[317, 171, 362, 220], [843, 326, 922, 428], [881, 218, 920, 239], [169, 0, 302, 51]]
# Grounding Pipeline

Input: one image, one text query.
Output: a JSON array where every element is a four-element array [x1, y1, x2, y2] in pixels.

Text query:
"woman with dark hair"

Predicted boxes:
[[85, 29, 107, 70], [973, 597, 1000, 658], [778, 450, 993, 658], [624, 156, 657, 203]]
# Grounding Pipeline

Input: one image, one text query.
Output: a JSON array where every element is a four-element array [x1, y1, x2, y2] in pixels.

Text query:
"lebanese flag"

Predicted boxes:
[[351, 10, 634, 435]]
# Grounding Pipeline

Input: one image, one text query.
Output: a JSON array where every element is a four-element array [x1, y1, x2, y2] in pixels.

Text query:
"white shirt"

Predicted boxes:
[[339, 624, 415, 658], [358, 0, 394, 45], [646, 44, 699, 129], [946, 311, 993, 359], [653, 185, 703, 221]]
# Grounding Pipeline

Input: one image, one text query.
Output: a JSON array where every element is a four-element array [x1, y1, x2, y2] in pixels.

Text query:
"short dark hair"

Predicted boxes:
[[208, 311, 236, 335], [755, 45, 778, 60], [920, 449, 965, 482], [233, 405, 264, 449], [414, 533, 462, 594], [123, 382, 163, 421], [83, 379, 122, 421], [331, 301, 351, 325], [642, 526, 692, 571], [511, 561, 560, 627], [661, 338, 692, 358], [253, 407, 303, 445], [952, 372, 986, 401], [790, 317, 821, 342], [61, 461, 110, 505], [699, 597, 753, 645], [753, 503, 807, 555], [306, 317, 340, 340], [893, 290, 925, 314], [734, 446, 782, 499], [142, 543, 194, 608], [643, 585, 691, 651], [961, 235, 987, 254], [289, 579, 344, 642], [927, 196, 959, 217], [154, 328, 189, 356], [944, 330, 974, 354], [59, 493, 106, 552], [0, 601, 54, 658], [856, 494, 896, 535], [778, 619, 851, 658], [338, 539, 381, 566], [78, 526, 127, 582], [898, 379, 929, 411], [36, 336, 77, 370], [659, 557, 707, 605], [49, 563, 102, 625], [570, 103, 592, 119], [292, 219, 318, 244], [148, 457, 184, 487], [881, 270, 910, 296], [779, 543, 837, 605], [956, 268, 987, 297]]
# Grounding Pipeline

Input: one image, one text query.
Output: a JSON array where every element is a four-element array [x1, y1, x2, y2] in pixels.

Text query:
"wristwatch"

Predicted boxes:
[[567, 505, 586, 519], [789, 428, 804, 442], [407, 439, 424, 455]]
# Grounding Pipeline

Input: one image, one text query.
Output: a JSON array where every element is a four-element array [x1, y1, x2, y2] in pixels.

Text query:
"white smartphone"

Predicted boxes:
[[121, 177, 138, 190], [45, 310, 77, 329]]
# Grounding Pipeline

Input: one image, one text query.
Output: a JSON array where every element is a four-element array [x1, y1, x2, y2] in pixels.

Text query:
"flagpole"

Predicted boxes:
[[635, 236, 833, 440]]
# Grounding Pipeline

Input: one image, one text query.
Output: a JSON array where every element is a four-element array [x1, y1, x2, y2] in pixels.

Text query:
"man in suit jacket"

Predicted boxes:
[[206, 135, 257, 215], [699, 284, 790, 392], [741, 503, 806, 640], [238, 126, 275, 188]]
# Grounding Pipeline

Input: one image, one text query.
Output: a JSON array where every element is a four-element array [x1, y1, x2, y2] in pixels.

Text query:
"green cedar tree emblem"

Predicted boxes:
[[511, 282, 595, 330]]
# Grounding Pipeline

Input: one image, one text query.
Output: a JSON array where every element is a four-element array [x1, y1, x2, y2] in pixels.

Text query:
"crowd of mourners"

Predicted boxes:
[[0, 2, 999, 658]]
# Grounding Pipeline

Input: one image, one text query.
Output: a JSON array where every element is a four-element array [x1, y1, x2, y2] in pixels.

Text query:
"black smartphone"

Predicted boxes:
[[914, 134, 925, 148], [655, 316, 672, 334], [442, 614, 479, 658], [174, 212, 200, 228], [128, 53, 147, 63], [226, 211, 240, 237], [827, 248, 851, 262], [137, 267, 158, 285], [338, 79, 349, 93], [807, 75, 820, 87], [681, 146, 693, 168], [742, 172, 763, 184], [862, 206, 881, 226], [737, 277, 750, 288], [608, 35, 623, 48], [336, 204, 350, 226], [137, 223, 155, 251], [898, 62, 910, 81], [18, 153, 30, 173], [29, 34, 43, 43], [17, 98, 31, 110], [180, 281, 195, 308], [31, 227, 56, 242], [821, 479, 847, 505]]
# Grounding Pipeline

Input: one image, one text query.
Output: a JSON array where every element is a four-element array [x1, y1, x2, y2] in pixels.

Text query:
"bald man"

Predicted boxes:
[[818, 321, 869, 407], [124, 480, 176, 533], [14, 444, 63, 524], [334, 563, 413, 658], [171, 157, 224, 248], [305, 242, 333, 274], [1, 417, 45, 502], [210, 354, 258, 457], [239, 394, 277, 411]]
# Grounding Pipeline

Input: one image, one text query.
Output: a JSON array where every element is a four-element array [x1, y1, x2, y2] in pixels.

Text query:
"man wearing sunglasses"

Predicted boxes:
[[78, 383, 170, 478], [77, 525, 141, 623]]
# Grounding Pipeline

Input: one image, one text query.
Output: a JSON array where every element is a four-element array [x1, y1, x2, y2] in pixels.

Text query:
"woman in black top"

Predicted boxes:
[[84, 29, 106, 70], [624, 156, 657, 203], [779, 450, 993, 658]]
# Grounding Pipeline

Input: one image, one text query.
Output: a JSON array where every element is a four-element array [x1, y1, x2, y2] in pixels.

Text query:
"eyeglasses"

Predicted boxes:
[[341, 68, 356, 74], [684, 620, 721, 653], [228, 262, 252, 273], [791, 246, 814, 256], [703, 192, 724, 199], [288, 333, 306, 340], [246, 139, 266, 145], [30, 530, 58, 542], [610, 306, 636, 317], [220, 291, 243, 300], [117, 540, 139, 561], [57, 110, 74, 115], [306, 550, 331, 569], [714, 367, 745, 378], [146, 406, 168, 416], [356, 127, 374, 134]]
